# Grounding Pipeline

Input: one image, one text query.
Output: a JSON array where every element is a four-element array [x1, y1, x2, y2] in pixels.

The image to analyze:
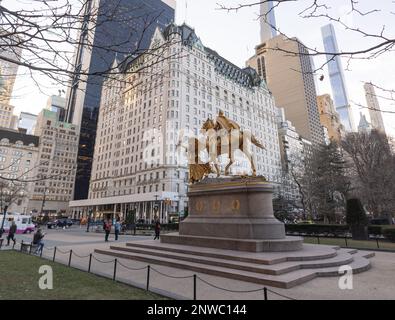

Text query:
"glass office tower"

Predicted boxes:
[[321, 24, 355, 132], [260, 1, 277, 43], [66, 0, 175, 200]]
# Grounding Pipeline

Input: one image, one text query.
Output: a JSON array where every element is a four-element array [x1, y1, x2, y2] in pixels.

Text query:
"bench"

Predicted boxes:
[[20, 242, 39, 254]]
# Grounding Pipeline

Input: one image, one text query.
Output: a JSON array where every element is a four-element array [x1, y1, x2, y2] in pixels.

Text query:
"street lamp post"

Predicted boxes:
[[86, 208, 93, 232], [0, 205, 9, 238], [40, 187, 48, 222]]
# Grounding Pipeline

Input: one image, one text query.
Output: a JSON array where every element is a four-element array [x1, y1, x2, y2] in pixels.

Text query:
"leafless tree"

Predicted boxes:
[[309, 141, 351, 223], [0, 179, 26, 212], [218, 0, 395, 111], [0, 0, 180, 100], [342, 130, 395, 218], [284, 152, 318, 221]]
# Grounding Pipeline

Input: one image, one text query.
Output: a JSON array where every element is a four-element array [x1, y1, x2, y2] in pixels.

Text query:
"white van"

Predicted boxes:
[[0, 213, 36, 234]]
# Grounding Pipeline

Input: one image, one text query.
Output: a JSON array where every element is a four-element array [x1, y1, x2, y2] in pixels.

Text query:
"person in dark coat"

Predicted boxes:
[[33, 228, 45, 254], [6, 222, 17, 246], [114, 218, 121, 241], [154, 219, 161, 240], [104, 219, 112, 242]]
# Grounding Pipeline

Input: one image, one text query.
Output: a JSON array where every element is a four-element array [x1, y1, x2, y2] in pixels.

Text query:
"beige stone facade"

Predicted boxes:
[[317, 94, 344, 143], [247, 35, 325, 146], [0, 103, 15, 129], [0, 128, 39, 213], [69, 24, 282, 223], [27, 109, 78, 215]]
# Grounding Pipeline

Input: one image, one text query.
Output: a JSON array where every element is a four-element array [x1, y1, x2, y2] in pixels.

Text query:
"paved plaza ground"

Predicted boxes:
[[1, 228, 395, 300]]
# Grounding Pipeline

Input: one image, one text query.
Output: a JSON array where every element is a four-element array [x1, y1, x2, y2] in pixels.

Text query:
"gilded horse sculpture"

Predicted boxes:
[[202, 111, 265, 177], [179, 111, 265, 183]]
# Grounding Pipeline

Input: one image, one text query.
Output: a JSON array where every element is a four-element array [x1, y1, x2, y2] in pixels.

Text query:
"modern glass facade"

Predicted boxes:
[[66, 0, 175, 200], [321, 24, 355, 132], [260, 1, 277, 43]]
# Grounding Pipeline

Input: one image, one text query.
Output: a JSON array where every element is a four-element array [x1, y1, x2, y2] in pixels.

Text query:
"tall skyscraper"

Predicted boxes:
[[0, 31, 22, 104], [321, 24, 355, 132], [65, 0, 176, 200], [260, 1, 277, 43], [247, 36, 326, 146], [364, 82, 386, 135]]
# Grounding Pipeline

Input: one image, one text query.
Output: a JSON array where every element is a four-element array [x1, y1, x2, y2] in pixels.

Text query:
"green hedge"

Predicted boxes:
[[285, 224, 349, 236], [285, 224, 390, 236], [368, 225, 384, 236], [383, 227, 395, 242], [135, 223, 179, 231]]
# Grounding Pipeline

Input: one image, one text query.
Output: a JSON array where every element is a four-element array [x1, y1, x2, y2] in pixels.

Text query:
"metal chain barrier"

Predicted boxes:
[[117, 260, 149, 271], [150, 266, 195, 279], [6, 240, 298, 300], [196, 275, 267, 294], [91, 255, 116, 264], [266, 288, 297, 300], [72, 251, 91, 259], [56, 248, 71, 255]]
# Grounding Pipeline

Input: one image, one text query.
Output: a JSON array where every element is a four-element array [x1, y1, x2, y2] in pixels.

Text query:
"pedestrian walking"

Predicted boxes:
[[154, 219, 161, 240], [6, 221, 17, 246], [114, 219, 121, 241], [104, 219, 112, 242], [33, 228, 46, 255]]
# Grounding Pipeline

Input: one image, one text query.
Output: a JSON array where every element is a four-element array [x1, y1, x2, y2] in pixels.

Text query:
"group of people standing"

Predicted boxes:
[[103, 218, 122, 242], [102, 217, 161, 242]]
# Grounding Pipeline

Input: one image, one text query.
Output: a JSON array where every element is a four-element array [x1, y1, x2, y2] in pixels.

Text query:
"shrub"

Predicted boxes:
[[383, 227, 395, 242], [285, 224, 349, 236], [368, 225, 385, 236], [285, 224, 388, 237]]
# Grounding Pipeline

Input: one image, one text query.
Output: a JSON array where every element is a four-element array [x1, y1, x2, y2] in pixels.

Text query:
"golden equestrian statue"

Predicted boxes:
[[181, 111, 265, 183]]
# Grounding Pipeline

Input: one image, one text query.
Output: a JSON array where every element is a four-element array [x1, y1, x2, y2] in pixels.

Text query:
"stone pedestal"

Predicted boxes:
[[161, 177, 303, 252]]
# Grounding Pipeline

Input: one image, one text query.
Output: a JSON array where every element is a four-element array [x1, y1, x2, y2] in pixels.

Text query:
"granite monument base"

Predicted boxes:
[[161, 177, 303, 252]]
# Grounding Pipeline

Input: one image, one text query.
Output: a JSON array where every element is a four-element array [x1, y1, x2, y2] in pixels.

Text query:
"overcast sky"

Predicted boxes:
[[8, 0, 395, 136]]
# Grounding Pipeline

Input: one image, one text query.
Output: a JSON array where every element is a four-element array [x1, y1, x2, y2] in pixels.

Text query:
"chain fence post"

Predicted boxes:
[[193, 274, 197, 300], [113, 259, 118, 281], [88, 254, 92, 273], [53, 247, 57, 262], [29, 243, 33, 255], [345, 236, 348, 247], [68, 250, 73, 267], [20, 240, 24, 252], [376, 237, 380, 249], [146, 265, 151, 291], [264, 287, 268, 301]]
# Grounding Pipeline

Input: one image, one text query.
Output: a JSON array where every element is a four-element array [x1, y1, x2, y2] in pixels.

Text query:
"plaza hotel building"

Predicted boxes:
[[69, 23, 282, 223]]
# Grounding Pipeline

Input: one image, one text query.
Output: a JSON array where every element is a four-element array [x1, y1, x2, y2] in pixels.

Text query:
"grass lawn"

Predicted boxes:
[[0, 251, 167, 300], [304, 237, 395, 251]]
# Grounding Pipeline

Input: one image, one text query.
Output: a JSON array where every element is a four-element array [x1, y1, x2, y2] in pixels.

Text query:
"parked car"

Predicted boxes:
[[47, 218, 73, 229]]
